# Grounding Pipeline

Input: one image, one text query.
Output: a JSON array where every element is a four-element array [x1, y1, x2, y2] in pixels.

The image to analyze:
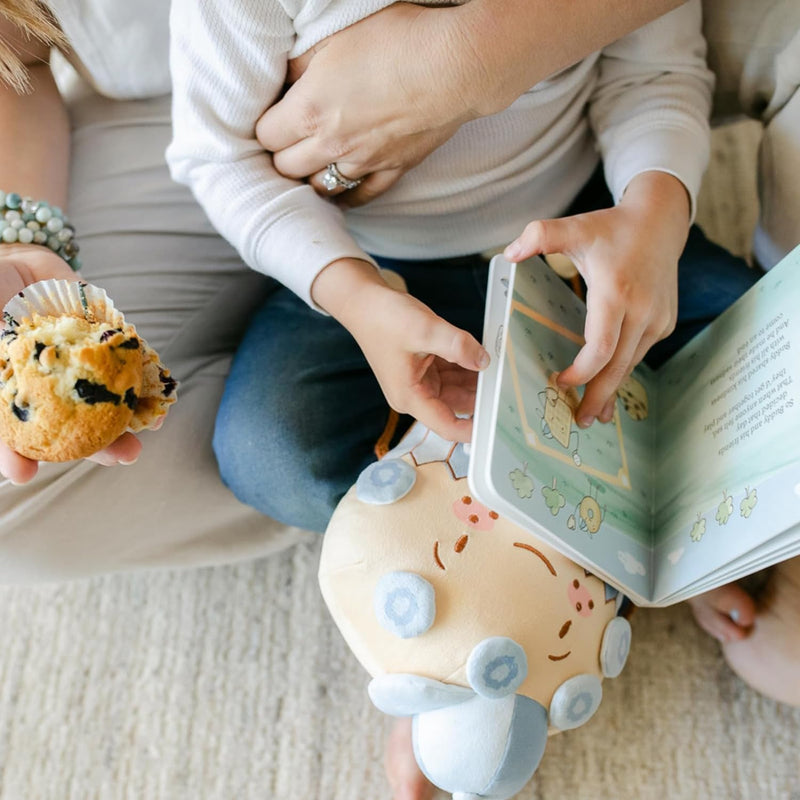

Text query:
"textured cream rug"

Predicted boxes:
[[1, 121, 799, 800]]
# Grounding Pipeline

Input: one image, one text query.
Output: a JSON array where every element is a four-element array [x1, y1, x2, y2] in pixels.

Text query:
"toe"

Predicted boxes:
[[710, 582, 757, 628], [688, 583, 756, 642]]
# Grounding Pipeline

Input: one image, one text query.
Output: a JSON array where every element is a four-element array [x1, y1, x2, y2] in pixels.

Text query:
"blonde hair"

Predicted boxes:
[[0, 1, 66, 92]]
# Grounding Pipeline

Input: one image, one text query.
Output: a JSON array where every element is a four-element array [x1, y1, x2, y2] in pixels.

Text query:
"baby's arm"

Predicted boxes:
[[507, 0, 712, 425], [166, 0, 373, 307], [167, 2, 489, 440]]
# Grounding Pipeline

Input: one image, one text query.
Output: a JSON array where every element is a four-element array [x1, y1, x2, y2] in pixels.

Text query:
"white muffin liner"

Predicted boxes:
[[2, 279, 177, 432], [3, 278, 125, 328]]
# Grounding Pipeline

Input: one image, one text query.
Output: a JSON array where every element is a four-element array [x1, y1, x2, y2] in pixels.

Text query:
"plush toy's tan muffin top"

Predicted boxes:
[[0, 312, 165, 461]]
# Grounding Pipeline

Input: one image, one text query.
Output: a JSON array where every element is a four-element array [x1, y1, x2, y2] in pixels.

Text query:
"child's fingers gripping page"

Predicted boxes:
[[557, 280, 634, 425], [556, 287, 624, 386]]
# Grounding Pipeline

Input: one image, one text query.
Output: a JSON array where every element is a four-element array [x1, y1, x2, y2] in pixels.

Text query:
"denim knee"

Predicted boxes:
[[212, 405, 338, 533]]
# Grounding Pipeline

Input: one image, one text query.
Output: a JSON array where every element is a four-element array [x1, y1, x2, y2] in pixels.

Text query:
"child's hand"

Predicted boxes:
[[504, 171, 691, 427], [312, 259, 490, 442], [0, 245, 143, 483]]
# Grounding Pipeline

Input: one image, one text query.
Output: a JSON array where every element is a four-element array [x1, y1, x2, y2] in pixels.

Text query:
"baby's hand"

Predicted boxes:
[[504, 171, 691, 426], [312, 259, 489, 442], [355, 290, 489, 441]]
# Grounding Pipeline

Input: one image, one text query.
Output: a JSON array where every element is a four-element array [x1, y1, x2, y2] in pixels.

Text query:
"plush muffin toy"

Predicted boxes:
[[0, 279, 176, 461], [320, 421, 632, 800]]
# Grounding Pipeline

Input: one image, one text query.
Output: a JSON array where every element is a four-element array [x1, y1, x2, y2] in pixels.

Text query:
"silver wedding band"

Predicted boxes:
[[322, 162, 363, 192]]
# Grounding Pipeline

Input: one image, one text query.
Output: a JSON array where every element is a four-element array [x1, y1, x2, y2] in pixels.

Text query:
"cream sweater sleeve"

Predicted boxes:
[[166, 0, 376, 309], [588, 0, 713, 221]]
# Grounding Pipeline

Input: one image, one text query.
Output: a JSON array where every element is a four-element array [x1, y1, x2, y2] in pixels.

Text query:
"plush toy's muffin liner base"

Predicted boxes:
[[0, 279, 177, 460]]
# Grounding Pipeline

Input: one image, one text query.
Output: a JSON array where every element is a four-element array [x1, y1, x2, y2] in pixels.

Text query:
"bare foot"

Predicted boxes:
[[687, 582, 756, 643], [384, 718, 436, 800], [721, 556, 800, 707]]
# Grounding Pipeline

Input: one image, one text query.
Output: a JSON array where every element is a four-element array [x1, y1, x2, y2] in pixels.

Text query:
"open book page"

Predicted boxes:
[[656, 470, 800, 604], [470, 256, 658, 602], [651, 245, 800, 601]]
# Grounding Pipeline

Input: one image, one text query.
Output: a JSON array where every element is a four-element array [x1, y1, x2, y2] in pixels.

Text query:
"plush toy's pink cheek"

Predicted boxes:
[[451, 496, 498, 531], [567, 579, 595, 617]]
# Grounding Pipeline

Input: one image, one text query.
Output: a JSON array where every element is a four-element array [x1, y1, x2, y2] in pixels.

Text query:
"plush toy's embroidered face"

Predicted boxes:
[[319, 431, 621, 709]]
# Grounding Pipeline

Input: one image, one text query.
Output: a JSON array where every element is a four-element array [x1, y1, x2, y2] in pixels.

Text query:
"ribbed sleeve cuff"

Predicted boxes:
[[245, 187, 378, 311], [603, 124, 709, 223]]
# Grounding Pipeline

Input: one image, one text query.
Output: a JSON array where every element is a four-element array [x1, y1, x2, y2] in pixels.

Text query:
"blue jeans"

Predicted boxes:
[[213, 178, 761, 532]]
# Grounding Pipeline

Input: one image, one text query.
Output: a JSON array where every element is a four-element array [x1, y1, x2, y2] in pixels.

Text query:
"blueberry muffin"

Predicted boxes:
[[0, 310, 171, 461]]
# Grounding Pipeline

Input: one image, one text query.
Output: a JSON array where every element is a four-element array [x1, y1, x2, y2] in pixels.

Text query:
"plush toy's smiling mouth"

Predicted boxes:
[[548, 651, 571, 661], [433, 535, 469, 570], [548, 619, 573, 660]]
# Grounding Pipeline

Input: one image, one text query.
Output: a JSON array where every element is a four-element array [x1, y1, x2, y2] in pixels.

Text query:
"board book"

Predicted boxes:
[[469, 245, 800, 606]]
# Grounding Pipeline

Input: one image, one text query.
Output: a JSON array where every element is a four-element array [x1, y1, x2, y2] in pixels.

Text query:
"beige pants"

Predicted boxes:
[[0, 80, 309, 583], [703, 0, 800, 267]]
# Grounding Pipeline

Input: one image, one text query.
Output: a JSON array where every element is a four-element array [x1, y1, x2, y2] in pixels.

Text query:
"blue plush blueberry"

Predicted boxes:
[[466, 637, 528, 699], [356, 459, 416, 505], [374, 571, 436, 639], [549, 673, 603, 730], [600, 616, 631, 678]]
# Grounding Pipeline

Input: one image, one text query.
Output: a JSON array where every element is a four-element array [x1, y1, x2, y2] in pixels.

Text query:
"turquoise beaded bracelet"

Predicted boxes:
[[0, 190, 81, 271]]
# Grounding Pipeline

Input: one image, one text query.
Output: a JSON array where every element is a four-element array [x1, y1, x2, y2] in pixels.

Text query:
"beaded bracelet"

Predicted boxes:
[[0, 190, 81, 271]]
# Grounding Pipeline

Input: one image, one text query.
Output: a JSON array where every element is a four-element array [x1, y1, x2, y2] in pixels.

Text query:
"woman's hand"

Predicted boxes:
[[311, 258, 490, 441], [255, 0, 686, 208], [0, 245, 142, 483], [504, 171, 691, 426], [0, 243, 77, 301], [256, 3, 480, 207]]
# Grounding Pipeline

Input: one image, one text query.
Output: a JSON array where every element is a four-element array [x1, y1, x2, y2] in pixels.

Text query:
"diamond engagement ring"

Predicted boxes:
[[322, 162, 363, 192]]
